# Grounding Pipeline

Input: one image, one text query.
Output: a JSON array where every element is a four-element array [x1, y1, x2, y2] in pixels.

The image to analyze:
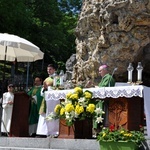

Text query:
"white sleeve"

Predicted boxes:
[[2, 93, 8, 109], [32, 95, 37, 104], [41, 87, 44, 97]]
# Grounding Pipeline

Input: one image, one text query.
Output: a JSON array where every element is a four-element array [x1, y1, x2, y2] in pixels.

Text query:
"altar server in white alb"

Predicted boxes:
[[37, 64, 59, 137], [1, 84, 14, 135]]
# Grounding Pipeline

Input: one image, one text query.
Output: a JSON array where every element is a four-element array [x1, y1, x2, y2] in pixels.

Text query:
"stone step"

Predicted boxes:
[[0, 136, 150, 150], [0, 148, 62, 150], [0, 137, 99, 150]]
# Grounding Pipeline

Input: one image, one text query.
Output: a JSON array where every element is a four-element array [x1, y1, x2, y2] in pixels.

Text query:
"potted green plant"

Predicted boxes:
[[46, 86, 105, 138], [97, 125, 145, 150]]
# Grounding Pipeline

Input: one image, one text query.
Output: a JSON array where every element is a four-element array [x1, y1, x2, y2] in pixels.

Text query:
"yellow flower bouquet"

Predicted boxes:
[[46, 87, 105, 126]]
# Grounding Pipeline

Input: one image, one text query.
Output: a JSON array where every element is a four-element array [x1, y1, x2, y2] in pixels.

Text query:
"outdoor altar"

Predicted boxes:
[[45, 85, 150, 138]]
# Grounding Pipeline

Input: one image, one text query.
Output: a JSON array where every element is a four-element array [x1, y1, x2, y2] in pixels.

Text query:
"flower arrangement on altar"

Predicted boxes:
[[97, 125, 145, 147], [46, 87, 105, 126]]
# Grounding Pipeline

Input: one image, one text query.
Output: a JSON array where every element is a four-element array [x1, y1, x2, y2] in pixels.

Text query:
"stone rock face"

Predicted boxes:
[[71, 0, 150, 86], [65, 54, 76, 81]]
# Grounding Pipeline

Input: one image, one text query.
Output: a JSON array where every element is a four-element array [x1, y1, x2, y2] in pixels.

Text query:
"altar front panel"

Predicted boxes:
[[45, 85, 150, 137], [108, 97, 144, 130]]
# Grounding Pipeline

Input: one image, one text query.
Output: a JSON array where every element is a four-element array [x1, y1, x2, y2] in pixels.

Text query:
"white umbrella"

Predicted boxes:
[[0, 33, 44, 90], [0, 33, 44, 62]]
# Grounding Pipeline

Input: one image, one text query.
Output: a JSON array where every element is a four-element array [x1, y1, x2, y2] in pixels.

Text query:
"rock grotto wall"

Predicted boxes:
[[68, 0, 150, 86]]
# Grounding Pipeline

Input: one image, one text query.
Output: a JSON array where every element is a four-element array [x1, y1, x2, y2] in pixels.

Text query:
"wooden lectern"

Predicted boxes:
[[9, 92, 30, 137]]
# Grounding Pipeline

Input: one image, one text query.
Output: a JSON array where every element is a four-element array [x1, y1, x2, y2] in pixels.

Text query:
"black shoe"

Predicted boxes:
[[36, 135, 47, 138], [30, 133, 36, 137], [1, 132, 8, 137]]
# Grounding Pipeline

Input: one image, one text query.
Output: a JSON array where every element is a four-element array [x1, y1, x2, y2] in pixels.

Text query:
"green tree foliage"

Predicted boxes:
[[26, 0, 82, 68], [0, 0, 82, 76], [0, 0, 32, 36]]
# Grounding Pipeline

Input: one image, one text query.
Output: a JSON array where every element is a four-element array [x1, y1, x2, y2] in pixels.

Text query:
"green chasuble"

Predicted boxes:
[[93, 74, 115, 129], [28, 86, 43, 125], [39, 77, 53, 114], [98, 74, 115, 87]]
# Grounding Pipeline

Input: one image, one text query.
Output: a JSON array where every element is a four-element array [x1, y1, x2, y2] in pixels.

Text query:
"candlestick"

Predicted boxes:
[[59, 70, 64, 86], [136, 62, 143, 82], [53, 71, 57, 87], [127, 63, 134, 83]]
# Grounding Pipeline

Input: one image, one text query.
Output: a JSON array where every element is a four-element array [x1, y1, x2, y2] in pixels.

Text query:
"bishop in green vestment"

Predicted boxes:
[[93, 65, 115, 133]]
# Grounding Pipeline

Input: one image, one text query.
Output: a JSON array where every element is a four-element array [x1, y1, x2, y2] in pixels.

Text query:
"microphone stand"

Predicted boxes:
[[112, 68, 118, 77], [108, 67, 118, 87]]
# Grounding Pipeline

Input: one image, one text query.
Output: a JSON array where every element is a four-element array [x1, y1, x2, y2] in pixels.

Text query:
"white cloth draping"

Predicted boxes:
[[46, 100, 60, 136], [45, 86, 143, 101], [45, 85, 150, 137], [143, 86, 150, 137], [36, 114, 49, 135]]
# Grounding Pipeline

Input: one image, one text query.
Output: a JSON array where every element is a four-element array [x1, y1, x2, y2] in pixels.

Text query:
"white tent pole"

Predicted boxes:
[[1, 46, 7, 97], [26, 62, 30, 92], [3, 46, 7, 81]]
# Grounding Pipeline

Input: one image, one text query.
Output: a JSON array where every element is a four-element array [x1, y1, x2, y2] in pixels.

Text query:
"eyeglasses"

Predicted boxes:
[[9, 86, 14, 88], [99, 69, 103, 73]]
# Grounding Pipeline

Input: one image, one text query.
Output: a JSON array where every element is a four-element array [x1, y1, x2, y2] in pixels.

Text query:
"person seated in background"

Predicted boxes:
[[36, 64, 57, 137], [27, 76, 43, 137], [1, 84, 14, 136], [93, 64, 115, 137]]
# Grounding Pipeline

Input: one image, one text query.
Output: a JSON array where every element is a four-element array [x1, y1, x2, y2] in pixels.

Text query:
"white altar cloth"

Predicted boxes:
[[45, 85, 150, 137]]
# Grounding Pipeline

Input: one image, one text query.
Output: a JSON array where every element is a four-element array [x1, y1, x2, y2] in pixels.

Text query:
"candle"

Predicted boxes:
[[59, 70, 64, 86], [53, 77, 56, 86], [60, 77, 63, 85], [137, 70, 142, 81], [128, 71, 133, 82], [53, 71, 58, 87]]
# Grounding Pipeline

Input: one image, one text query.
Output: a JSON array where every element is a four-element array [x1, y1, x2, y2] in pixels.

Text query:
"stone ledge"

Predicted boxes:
[[0, 138, 99, 150], [0, 137, 150, 150], [0, 148, 62, 150]]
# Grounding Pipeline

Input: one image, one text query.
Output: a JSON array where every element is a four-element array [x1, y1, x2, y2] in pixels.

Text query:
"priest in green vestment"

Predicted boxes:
[[93, 64, 115, 136], [27, 76, 43, 136]]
